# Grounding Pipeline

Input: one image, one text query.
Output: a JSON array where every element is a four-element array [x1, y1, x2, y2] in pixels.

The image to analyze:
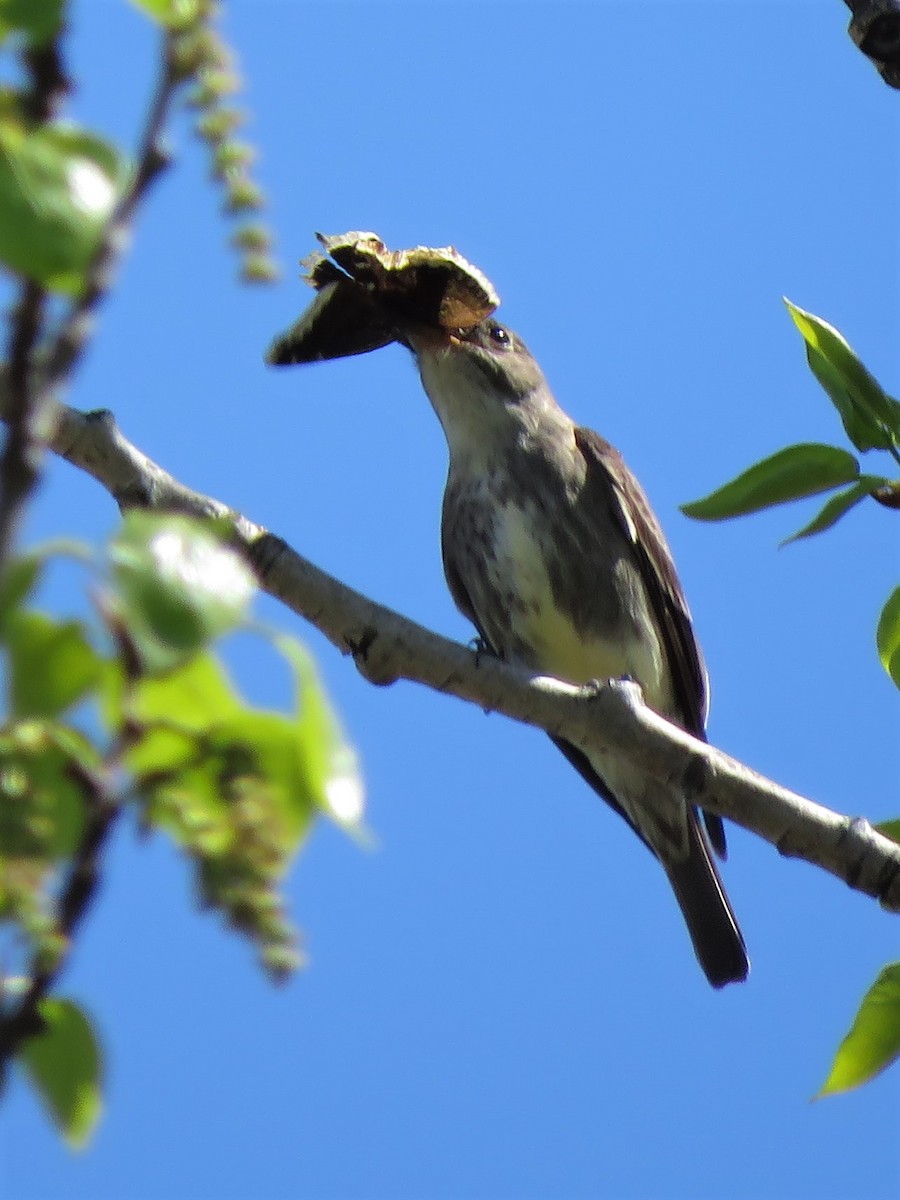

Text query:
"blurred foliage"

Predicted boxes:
[[0, 515, 364, 1145], [0, 120, 125, 293], [0, 0, 276, 293], [0, 0, 300, 1150], [168, 0, 279, 282], [17, 996, 102, 1148]]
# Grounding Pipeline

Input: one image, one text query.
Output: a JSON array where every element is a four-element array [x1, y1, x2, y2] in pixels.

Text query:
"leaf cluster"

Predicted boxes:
[[682, 301, 900, 692], [0, 0, 276, 294], [683, 304, 900, 1095], [0, 514, 364, 1145]]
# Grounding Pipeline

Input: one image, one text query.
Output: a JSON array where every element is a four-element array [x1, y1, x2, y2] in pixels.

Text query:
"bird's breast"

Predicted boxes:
[[456, 494, 672, 711]]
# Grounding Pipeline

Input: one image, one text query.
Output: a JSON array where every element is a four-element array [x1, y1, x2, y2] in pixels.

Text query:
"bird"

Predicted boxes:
[[400, 316, 749, 988]]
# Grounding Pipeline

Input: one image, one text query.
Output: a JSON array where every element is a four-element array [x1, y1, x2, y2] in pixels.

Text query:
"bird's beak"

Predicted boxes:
[[399, 324, 465, 357]]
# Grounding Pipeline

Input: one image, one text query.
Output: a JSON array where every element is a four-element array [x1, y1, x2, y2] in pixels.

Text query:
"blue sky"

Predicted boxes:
[[2, 2, 899, 1198]]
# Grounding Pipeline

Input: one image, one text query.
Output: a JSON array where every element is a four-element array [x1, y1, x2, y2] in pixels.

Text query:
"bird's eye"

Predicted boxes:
[[489, 322, 511, 347]]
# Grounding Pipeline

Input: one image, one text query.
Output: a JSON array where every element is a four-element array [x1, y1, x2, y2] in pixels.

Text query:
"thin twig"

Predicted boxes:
[[0, 24, 73, 579], [37, 32, 178, 398], [0, 771, 122, 1082], [0, 28, 179, 578], [22, 39, 70, 123], [0, 281, 47, 581]]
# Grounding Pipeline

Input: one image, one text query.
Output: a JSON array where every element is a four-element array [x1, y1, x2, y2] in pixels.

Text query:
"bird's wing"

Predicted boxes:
[[573, 427, 708, 733], [574, 427, 726, 857]]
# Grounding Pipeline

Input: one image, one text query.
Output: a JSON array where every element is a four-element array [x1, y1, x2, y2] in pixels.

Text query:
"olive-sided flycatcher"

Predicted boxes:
[[402, 318, 749, 988]]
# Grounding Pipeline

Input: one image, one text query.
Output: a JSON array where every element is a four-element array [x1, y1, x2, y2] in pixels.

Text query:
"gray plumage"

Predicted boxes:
[[405, 318, 748, 988]]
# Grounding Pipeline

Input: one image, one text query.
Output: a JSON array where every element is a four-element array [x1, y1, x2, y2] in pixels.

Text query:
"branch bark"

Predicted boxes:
[[10, 388, 900, 915]]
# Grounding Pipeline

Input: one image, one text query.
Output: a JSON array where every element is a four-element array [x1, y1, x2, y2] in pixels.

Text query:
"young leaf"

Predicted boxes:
[[0, 0, 65, 45], [4, 612, 101, 718], [0, 721, 94, 858], [17, 997, 103, 1148], [135, 708, 312, 978], [109, 513, 255, 670], [785, 300, 899, 452], [0, 553, 44, 630], [128, 0, 201, 27], [129, 651, 242, 730], [111, 651, 241, 772], [274, 634, 365, 829], [876, 587, 900, 689], [876, 819, 900, 845], [212, 711, 318, 838], [681, 444, 860, 521], [817, 964, 900, 1097], [0, 122, 123, 293], [805, 347, 892, 454], [779, 476, 889, 546]]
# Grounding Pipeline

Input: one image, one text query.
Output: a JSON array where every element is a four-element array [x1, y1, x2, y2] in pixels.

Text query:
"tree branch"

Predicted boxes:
[[843, 0, 900, 87], [8, 390, 898, 914]]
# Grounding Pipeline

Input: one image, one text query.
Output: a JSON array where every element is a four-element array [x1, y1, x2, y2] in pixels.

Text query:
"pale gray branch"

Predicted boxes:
[[22, 393, 900, 914]]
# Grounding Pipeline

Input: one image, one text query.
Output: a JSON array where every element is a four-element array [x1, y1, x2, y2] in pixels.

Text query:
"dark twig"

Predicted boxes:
[[37, 33, 179, 398], [0, 768, 122, 1083], [0, 21, 71, 581], [0, 281, 47, 582], [22, 39, 71, 123], [0, 616, 145, 1079], [0, 27, 179, 579]]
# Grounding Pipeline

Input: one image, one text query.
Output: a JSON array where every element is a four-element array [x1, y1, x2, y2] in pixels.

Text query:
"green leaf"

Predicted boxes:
[[133, 701, 313, 978], [885, 393, 900, 433], [805, 349, 891, 454], [0, 0, 65, 45], [17, 997, 103, 1147], [817, 964, 900, 1096], [785, 300, 899, 452], [875, 819, 900, 845], [138, 708, 315, 845], [108, 651, 241, 770], [0, 122, 124, 293], [4, 612, 101, 718], [0, 553, 43, 631], [0, 541, 90, 635], [131, 652, 242, 729], [109, 513, 256, 672], [681, 444, 860, 521], [128, 0, 201, 26], [283, 638, 364, 829], [876, 587, 900, 689], [0, 721, 93, 858], [779, 476, 889, 545]]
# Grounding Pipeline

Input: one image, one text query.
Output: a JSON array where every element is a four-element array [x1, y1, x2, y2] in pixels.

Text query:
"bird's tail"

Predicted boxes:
[[664, 813, 749, 988], [549, 735, 748, 987]]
